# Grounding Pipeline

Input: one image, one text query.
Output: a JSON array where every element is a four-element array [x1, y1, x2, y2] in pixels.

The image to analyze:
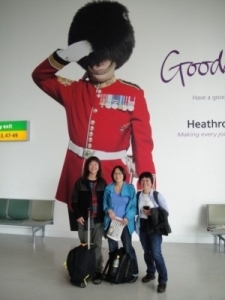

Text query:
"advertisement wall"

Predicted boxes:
[[0, 0, 224, 242]]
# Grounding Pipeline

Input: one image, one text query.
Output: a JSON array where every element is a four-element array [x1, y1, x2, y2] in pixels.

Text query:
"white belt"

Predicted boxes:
[[68, 140, 127, 160]]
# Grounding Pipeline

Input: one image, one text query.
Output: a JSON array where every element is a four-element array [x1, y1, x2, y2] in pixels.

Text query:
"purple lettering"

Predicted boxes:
[[198, 62, 210, 76], [161, 50, 224, 86], [210, 50, 225, 74]]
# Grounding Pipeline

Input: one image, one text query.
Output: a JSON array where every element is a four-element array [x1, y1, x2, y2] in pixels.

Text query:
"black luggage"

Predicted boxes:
[[66, 209, 96, 288], [102, 247, 133, 284]]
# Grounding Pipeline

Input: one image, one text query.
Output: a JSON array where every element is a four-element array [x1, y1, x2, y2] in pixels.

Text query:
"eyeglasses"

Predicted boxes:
[[140, 179, 152, 183]]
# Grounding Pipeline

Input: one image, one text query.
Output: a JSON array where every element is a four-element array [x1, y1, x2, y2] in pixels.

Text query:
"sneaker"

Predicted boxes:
[[142, 274, 156, 283], [92, 272, 102, 284], [157, 283, 167, 293], [128, 275, 138, 283]]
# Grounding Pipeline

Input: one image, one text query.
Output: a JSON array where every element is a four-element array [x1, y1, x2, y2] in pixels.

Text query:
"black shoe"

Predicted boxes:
[[128, 275, 138, 283], [92, 272, 102, 284], [157, 283, 167, 293], [142, 274, 156, 283]]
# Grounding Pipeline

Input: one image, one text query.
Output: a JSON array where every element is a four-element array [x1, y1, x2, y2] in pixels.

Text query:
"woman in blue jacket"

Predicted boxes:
[[103, 165, 139, 283]]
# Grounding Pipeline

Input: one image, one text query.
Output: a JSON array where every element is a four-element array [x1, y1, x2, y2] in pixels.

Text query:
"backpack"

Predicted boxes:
[[102, 247, 133, 284], [66, 244, 96, 288], [137, 190, 172, 236]]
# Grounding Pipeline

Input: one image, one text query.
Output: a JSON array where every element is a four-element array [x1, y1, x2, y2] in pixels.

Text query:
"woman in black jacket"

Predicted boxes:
[[71, 156, 107, 283]]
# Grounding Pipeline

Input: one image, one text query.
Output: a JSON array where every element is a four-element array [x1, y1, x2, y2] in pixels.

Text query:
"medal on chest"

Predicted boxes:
[[98, 92, 135, 111]]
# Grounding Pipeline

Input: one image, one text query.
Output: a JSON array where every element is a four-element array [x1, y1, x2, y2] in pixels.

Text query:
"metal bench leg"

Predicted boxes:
[[32, 227, 36, 249], [32, 227, 42, 249], [218, 235, 225, 252], [42, 227, 46, 243]]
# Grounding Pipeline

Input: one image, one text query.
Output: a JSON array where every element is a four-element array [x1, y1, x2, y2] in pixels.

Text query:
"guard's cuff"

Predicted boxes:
[[48, 50, 70, 70]]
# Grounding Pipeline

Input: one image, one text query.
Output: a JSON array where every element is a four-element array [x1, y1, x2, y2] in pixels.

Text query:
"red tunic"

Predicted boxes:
[[32, 52, 156, 209]]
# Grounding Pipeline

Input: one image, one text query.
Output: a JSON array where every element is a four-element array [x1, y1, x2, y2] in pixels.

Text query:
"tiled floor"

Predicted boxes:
[[0, 233, 224, 300]]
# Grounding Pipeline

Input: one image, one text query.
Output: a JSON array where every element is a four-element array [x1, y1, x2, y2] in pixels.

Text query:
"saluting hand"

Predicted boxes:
[[57, 40, 92, 62]]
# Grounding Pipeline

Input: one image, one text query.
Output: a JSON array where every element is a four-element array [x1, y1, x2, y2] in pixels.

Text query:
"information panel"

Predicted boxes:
[[0, 121, 29, 141]]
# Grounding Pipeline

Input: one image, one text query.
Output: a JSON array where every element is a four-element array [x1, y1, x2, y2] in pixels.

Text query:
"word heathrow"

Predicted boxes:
[[187, 120, 225, 128]]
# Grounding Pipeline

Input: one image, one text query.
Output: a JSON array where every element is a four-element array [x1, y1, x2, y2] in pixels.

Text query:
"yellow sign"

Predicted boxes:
[[0, 121, 29, 141]]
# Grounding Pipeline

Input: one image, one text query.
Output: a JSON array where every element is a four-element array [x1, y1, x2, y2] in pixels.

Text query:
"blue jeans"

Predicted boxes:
[[139, 231, 168, 284], [108, 226, 139, 275]]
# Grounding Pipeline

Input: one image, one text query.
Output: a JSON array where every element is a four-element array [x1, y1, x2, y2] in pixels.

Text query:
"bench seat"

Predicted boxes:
[[207, 204, 225, 252], [0, 198, 54, 247]]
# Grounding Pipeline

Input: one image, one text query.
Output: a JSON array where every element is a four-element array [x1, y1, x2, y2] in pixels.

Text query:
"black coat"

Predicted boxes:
[[71, 177, 107, 221], [137, 191, 171, 236]]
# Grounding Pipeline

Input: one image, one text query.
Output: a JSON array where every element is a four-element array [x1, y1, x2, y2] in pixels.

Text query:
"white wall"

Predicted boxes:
[[0, 0, 224, 243]]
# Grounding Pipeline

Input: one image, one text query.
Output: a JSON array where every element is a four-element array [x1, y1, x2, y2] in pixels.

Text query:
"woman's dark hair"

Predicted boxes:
[[138, 172, 154, 184], [82, 156, 103, 179], [111, 165, 127, 182]]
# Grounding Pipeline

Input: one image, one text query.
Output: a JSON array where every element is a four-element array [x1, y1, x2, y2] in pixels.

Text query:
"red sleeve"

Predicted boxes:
[[31, 51, 70, 105]]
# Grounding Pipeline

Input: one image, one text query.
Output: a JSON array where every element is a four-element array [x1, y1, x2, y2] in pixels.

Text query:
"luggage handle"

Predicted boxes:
[[87, 208, 91, 250]]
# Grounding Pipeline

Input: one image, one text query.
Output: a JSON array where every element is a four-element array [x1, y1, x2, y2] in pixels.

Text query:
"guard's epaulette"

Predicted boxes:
[[57, 76, 74, 86], [119, 79, 141, 90]]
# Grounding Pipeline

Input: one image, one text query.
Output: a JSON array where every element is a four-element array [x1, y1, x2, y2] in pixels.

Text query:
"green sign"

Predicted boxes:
[[0, 120, 29, 141]]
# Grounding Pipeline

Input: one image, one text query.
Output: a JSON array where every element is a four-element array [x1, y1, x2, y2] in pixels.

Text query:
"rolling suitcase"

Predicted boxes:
[[66, 209, 96, 288]]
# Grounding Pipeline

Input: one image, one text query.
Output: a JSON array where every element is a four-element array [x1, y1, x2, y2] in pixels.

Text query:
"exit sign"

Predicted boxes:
[[0, 121, 29, 141]]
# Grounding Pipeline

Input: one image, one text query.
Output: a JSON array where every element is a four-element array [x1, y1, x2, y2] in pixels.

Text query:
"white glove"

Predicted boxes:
[[57, 40, 92, 62]]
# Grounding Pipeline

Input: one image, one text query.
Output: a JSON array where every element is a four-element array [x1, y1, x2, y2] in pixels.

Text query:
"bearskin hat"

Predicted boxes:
[[68, 0, 135, 70]]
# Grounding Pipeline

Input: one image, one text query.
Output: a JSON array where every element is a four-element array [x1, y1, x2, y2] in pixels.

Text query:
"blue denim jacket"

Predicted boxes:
[[103, 182, 137, 234]]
